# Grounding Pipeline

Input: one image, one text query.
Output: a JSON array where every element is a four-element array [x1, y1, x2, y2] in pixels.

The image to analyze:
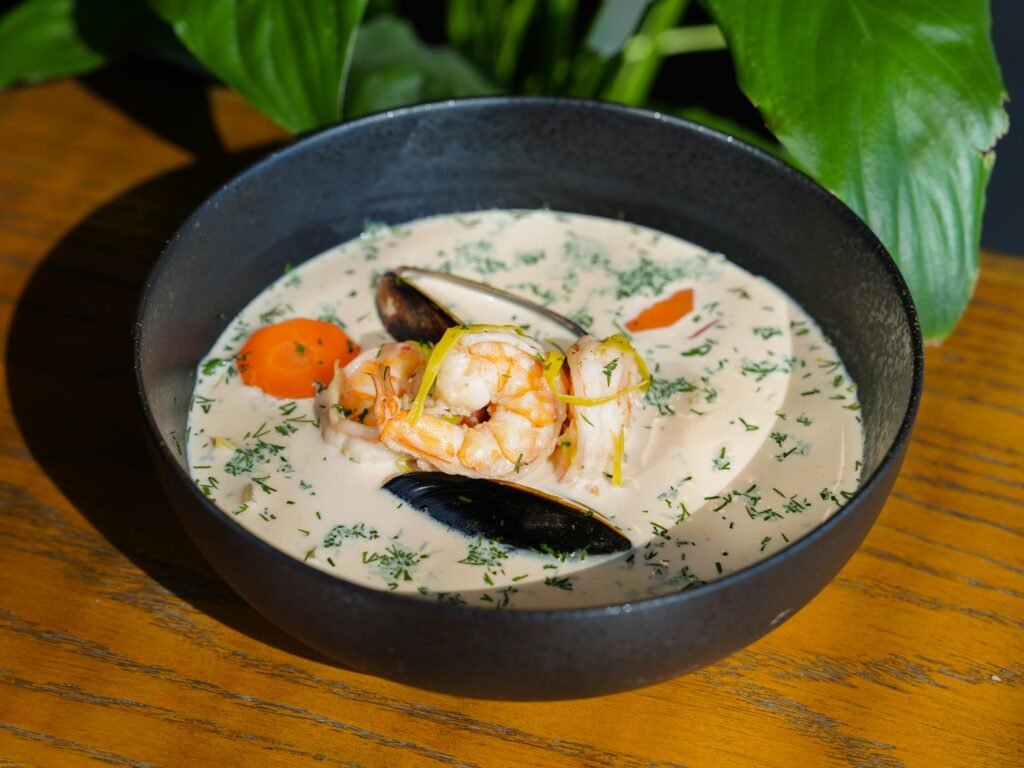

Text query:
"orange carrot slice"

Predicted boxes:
[[236, 318, 359, 399], [625, 288, 694, 332]]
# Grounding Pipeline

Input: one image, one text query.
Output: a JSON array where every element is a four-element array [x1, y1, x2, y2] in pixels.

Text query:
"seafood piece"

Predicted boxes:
[[383, 471, 631, 554], [376, 271, 460, 344], [320, 341, 429, 452], [547, 334, 650, 486], [373, 326, 567, 479], [376, 266, 587, 343]]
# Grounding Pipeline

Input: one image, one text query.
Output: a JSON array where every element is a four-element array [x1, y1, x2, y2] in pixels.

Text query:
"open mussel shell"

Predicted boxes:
[[375, 271, 461, 344], [383, 471, 632, 555], [376, 266, 587, 343]]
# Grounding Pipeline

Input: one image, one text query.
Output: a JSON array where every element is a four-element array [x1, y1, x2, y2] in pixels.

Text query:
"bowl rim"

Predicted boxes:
[[132, 95, 925, 620]]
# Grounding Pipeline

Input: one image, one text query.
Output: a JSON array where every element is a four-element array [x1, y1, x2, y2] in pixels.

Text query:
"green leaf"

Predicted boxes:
[[0, 0, 129, 86], [147, 0, 369, 132], [562, 0, 649, 98], [344, 15, 498, 120], [703, 0, 1008, 340], [602, 0, 688, 105], [0, 0, 204, 88], [585, 0, 652, 58], [493, 0, 539, 85]]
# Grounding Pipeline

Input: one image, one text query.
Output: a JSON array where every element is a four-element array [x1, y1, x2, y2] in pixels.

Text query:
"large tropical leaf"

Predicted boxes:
[[0, 0, 105, 85], [703, 0, 1008, 339], [344, 15, 497, 120], [148, 0, 368, 132], [0, 0, 163, 86]]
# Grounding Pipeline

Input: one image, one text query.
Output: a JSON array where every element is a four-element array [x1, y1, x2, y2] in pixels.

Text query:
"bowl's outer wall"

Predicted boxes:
[[136, 99, 920, 699], [149, 433, 906, 699]]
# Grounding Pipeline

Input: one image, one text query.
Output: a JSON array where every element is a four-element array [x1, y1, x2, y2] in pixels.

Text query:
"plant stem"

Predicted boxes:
[[627, 24, 726, 60], [602, 0, 688, 105]]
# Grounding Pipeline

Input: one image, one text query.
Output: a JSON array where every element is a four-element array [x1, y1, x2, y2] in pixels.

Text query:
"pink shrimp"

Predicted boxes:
[[373, 328, 566, 479]]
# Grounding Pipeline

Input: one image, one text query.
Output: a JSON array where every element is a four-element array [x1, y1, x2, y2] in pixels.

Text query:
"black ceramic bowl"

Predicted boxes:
[[133, 98, 922, 700]]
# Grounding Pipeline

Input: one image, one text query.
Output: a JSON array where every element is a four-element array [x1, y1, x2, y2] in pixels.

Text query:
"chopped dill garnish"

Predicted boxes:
[[602, 357, 619, 384], [645, 375, 696, 415], [259, 303, 292, 325], [712, 446, 731, 471], [362, 543, 428, 590], [543, 575, 574, 590], [323, 522, 379, 548], [252, 476, 276, 494]]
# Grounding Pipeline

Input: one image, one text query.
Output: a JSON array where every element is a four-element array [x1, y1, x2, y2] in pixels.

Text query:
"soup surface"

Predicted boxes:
[[186, 210, 862, 609]]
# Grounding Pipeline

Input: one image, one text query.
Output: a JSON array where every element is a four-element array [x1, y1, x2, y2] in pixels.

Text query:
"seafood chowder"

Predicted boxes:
[[186, 210, 863, 609]]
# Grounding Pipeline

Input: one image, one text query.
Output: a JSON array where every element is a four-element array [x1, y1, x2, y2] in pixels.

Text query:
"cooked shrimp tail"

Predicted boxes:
[[552, 334, 649, 486], [320, 341, 429, 456]]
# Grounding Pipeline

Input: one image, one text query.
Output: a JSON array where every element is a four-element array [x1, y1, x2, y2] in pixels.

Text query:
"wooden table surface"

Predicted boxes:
[[1, 70, 1021, 768]]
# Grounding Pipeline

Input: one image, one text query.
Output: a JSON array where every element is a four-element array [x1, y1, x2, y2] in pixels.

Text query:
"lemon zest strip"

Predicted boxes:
[[612, 428, 625, 487]]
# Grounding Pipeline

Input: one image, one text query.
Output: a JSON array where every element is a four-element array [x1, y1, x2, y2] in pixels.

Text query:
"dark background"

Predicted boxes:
[[982, 0, 1021, 255]]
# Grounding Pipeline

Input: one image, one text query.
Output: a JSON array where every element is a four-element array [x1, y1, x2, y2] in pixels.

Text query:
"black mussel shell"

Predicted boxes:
[[375, 271, 460, 344], [376, 267, 588, 343], [383, 471, 632, 555]]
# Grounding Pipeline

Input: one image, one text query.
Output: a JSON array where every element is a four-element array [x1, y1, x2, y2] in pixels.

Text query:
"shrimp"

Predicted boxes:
[[320, 341, 429, 453], [374, 328, 567, 479], [555, 335, 647, 486]]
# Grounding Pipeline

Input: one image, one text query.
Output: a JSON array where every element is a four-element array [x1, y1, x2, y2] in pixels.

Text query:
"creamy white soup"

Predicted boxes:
[[185, 210, 862, 609]]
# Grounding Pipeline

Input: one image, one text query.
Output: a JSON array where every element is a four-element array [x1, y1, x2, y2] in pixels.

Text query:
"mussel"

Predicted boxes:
[[376, 266, 587, 343], [375, 270, 461, 344], [384, 471, 631, 555]]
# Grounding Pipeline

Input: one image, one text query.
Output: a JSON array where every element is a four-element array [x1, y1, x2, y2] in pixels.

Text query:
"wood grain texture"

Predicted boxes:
[[0, 66, 1021, 768]]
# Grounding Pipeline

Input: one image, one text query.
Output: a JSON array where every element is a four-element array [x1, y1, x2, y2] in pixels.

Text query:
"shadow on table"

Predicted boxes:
[[4, 96, 339, 666]]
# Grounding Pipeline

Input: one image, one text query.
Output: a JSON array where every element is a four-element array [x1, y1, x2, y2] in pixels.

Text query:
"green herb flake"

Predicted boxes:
[[712, 447, 731, 471], [259, 303, 292, 326], [645, 375, 696, 415], [682, 341, 714, 357], [323, 522, 379, 548], [674, 502, 691, 524], [543, 575, 573, 591], [602, 357, 619, 385]]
